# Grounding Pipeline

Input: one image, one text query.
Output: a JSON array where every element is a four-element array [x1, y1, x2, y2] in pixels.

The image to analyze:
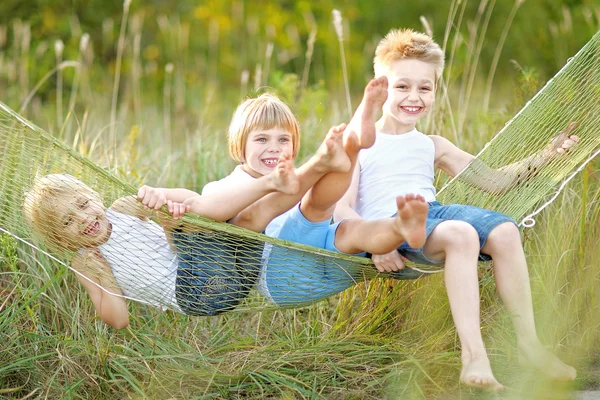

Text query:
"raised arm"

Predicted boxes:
[[71, 249, 129, 329], [432, 122, 579, 194]]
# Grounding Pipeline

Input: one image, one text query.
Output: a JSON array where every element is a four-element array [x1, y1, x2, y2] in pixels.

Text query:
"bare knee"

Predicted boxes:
[[483, 222, 521, 254], [426, 220, 480, 259]]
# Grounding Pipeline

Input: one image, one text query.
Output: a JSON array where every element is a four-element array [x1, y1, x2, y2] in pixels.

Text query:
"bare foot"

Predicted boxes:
[[314, 123, 352, 173], [345, 76, 388, 151], [268, 154, 300, 195], [460, 356, 504, 392], [393, 194, 428, 248], [518, 341, 577, 381]]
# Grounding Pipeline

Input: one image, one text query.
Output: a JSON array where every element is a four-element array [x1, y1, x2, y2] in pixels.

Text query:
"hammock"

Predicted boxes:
[[1, 30, 600, 316]]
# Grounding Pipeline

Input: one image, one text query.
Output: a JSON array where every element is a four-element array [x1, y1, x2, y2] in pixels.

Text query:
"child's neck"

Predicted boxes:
[[376, 118, 416, 135]]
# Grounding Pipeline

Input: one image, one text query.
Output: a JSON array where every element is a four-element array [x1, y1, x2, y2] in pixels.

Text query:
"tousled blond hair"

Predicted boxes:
[[373, 28, 445, 82], [23, 174, 102, 251], [228, 93, 300, 164]]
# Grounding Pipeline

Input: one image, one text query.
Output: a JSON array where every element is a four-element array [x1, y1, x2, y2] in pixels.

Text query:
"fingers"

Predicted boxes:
[[556, 135, 579, 154], [167, 200, 189, 220], [372, 250, 406, 273], [137, 186, 167, 209]]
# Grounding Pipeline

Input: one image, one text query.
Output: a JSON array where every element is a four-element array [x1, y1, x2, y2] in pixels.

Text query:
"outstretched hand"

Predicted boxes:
[[546, 122, 579, 158]]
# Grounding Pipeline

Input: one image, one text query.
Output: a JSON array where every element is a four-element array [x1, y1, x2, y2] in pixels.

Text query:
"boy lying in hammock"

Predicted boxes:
[[334, 28, 579, 391], [22, 165, 301, 328], [148, 77, 430, 306]]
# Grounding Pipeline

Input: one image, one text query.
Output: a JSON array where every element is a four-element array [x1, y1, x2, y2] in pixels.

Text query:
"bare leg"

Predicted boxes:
[[334, 194, 428, 254], [482, 222, 576, 381], [424, 221, 504, 392], [301, 76, 389, 222], [229, 125, 350, 232]]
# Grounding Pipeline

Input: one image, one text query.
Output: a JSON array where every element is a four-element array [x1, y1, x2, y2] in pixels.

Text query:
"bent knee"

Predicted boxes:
[[430, 220, 480, 249], [485, 222, 521, 249]]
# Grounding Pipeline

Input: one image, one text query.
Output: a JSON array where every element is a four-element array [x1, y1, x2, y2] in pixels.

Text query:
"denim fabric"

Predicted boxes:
[[264, 205, 364, 307], [398, 201, 517, 265], [173, 230, 262, 316]]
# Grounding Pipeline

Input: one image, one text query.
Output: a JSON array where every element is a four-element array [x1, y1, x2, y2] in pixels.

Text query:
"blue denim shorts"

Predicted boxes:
[[398, 201, 517, 265], [263, 205, 365, 307], [172, 229, 262, 316]]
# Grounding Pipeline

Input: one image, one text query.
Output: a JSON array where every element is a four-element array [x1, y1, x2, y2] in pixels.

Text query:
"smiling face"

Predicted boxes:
[[241, 127, 294, 177], [50, 192, 112, 250], [379, 59, 437, 134]]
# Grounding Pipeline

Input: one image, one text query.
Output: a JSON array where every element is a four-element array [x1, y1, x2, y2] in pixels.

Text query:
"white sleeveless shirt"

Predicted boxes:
[[99, 209, 182, 312], [356, 129, 436, 220]]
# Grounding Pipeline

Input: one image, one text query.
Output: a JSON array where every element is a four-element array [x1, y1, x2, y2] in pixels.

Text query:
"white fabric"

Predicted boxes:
[[99, 209, 181, 312], [202, 165, 293, 236], [356, 129, 436, 220]]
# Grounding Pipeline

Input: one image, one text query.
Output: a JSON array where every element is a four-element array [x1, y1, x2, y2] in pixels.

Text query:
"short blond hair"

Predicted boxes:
[[228, 93, 300, 164], [374, 28, 445, 82], [23, 174, 102, 251]]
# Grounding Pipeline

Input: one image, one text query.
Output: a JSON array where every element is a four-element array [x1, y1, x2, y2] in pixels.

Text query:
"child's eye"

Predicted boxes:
[[396, 85, 408, 90], [420, 86, 432, 92], [256, 138, 267, 143], [280, 138, 290, 143]]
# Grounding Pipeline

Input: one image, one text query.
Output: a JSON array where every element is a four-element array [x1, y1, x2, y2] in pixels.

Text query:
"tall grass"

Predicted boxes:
[[1, 3, 599, 399]]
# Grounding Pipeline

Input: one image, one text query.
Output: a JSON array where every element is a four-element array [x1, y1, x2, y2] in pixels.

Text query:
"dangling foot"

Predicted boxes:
[[345, 76, 388, 151], [314, 123, 352, 173], [460, 355, 504, 392], [518, 340, 577, 381], [268, 153, 300, 195], [393, 194, 428, 249]]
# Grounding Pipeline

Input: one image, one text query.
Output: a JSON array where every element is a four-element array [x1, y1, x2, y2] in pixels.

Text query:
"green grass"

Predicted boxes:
[[1, 3, 599, 399]]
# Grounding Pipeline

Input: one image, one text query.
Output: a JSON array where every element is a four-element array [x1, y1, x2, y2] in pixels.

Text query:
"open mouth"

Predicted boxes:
[[401, 106, 422, 114], [84, 218, 100, 236], [261, 158, 279, 167]]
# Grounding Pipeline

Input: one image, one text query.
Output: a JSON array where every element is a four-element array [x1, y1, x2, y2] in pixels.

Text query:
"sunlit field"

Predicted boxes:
[[1, 1, 599, 398]]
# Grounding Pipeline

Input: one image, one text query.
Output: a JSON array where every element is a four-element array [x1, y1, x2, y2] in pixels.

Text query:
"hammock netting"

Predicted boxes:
[[1, 30, 599, 317]]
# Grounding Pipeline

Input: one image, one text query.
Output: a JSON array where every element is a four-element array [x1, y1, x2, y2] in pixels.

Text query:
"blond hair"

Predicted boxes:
[[373, 28, 445, 82], [228, 93, 300, 164], [23, 174, 102, 251]]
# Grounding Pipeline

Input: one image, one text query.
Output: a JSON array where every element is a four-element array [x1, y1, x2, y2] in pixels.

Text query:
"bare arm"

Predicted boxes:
[[71, 249, 129, 329], [432, 122, 579, 194]]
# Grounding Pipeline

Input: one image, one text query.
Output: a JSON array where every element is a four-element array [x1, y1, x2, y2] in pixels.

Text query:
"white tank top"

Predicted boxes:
[[99, 209, 182, 312], [356, 129, 436, 220]]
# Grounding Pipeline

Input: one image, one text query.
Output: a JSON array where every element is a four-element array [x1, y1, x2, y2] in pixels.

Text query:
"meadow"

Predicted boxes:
[[1, 1, 600, 398]]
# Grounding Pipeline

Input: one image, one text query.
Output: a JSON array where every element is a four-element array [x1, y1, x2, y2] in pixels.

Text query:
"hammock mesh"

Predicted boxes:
[[1, 30, 599, 316]]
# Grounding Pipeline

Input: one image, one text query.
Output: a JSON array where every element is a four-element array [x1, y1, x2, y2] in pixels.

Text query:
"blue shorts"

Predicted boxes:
[[172, 229, 262, 316], [398, 202, 517, 265], [263, 205, 365, 307]]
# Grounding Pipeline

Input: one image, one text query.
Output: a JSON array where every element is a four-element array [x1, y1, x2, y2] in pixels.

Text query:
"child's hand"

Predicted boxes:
[[546, 122, 579, 158], [167, 200, 190, 220], [137, 185, 167, 210], [372, 250, 407, 272]]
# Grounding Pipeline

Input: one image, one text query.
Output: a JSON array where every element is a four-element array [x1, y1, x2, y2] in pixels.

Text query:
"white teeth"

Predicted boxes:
[[263, 159, 278, 166], [403, 106, 420, 112]]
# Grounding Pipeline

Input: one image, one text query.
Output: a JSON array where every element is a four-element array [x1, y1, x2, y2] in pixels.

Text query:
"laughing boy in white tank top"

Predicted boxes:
[[335, 28, 579, 391]]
